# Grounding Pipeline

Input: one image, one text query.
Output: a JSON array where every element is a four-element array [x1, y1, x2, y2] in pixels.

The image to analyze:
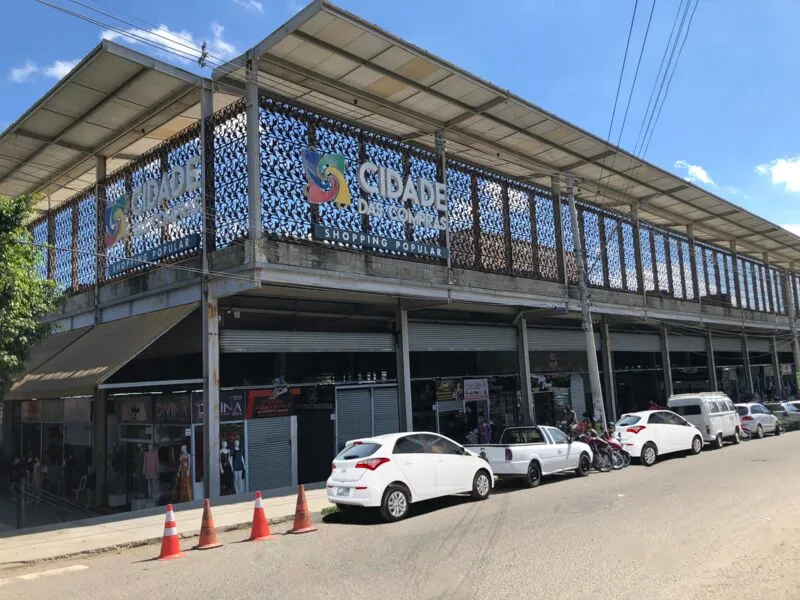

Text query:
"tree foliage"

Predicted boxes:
[[0, 195, 61, 395]]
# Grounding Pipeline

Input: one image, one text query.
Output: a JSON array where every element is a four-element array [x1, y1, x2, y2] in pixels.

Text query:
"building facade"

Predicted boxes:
[[2, 1, 800, 511]]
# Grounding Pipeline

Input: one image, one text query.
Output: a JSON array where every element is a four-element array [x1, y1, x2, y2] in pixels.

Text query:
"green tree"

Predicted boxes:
[[0, 195, 61, 395]]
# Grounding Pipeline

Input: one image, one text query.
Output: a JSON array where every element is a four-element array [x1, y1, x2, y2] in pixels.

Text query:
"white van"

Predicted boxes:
[[667, 392, 741, 448]]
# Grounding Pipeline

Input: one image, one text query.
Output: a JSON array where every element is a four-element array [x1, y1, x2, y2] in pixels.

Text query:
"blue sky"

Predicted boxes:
[[2, 0, 800, 232]]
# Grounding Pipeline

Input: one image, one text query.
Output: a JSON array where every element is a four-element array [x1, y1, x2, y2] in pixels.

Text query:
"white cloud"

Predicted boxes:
[[781, 224, 800, 237], [674, 160, 715, 187], [755, 156, 800, 193], [9, 60, 38, 83], [102, 21, 237, 64], [233, 0, 263, 12], [43, 59, 79, 80]]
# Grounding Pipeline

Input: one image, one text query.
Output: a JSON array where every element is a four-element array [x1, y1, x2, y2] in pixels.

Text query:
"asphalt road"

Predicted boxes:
[[3, 433, 800, 600]]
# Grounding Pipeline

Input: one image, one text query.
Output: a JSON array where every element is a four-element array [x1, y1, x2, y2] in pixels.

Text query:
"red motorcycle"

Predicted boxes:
[[575, 430, 614, 472], [601, 429, 631, 468]]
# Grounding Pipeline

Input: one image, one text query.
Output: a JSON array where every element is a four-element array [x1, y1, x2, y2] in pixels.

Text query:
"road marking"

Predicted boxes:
[[0, 565, 89, 586]]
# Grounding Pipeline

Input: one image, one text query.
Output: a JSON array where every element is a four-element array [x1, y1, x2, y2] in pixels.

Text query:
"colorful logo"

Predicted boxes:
[[302, 149, 351, 207], [104, 194, 129, 247]]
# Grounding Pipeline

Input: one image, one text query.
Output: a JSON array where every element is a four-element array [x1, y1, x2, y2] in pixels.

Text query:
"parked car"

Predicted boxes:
[[764, 402, 800, 431], [667, 392, 741, 448], [464, 425, 593, 488], [327, 432, 493, 522], [614, 410, 704, 467], [735, 402, 782, 439]]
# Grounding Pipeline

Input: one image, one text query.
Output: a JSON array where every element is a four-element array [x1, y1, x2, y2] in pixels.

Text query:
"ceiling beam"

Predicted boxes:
[[12, 130, 93, 155], [562, 149, 615, 172]]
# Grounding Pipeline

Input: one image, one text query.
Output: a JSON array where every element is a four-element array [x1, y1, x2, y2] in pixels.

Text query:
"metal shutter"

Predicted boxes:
[[409, 322, 516, 351], [611, 333, 660, 352], [528, 328, 599, 351], [221, 330, 395, 353], [246, 416, 293, 492], [372, 386, 399, 436], [748, 338, 770, 353], [776, 339, 792, 353], [336, 388, 373, 450], [669, 335, 705, 352], [570, 374, 586, 419], [714, 336, 742, 352]]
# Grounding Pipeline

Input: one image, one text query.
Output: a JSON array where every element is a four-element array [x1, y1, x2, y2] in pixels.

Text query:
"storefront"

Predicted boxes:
[[748, 337, 777, 401], [670, 333, 711, 395], [192, 390, 246, 498], [611, 330, 666, 412], [713, 335, 747, 402]]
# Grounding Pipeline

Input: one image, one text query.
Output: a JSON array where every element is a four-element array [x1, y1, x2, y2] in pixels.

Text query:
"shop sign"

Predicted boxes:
[[21, 400, 42, 422], [247, 386, 299, 418], [293, 386, 334, 411], [42, 399, 64, 422], [154, 394, 191, 423], [302, 148, 449, 259], [104, 154, 202, 273], [464, 379, 489, 403], [191, 391, 246, 422], [118, 396, 152, 422], [780, 363, 792, 376]]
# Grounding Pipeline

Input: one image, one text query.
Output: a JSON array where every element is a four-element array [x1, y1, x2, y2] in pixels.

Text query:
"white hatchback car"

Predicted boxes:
[[614, 410, 704, 467], [327, 432, 494, 522], [735, 402, 782, 438]]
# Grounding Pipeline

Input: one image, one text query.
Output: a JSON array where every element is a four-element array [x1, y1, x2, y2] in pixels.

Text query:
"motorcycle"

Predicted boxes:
[[601, 430, 630, 469], [575, 431, 614, 472]]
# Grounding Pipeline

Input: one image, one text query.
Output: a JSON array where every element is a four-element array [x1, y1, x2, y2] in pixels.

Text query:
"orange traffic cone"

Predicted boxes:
[[158, 504, 185, 560], [248, 491, 275, 541], [288, 485, 317, 534], [194, 499, 222, 550]]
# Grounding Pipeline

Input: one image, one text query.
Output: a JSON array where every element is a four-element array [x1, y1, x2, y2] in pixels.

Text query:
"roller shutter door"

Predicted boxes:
[[246, 416, 293, 491], [776, 339, 792, 353], [221, 330, 395, 353], [570, 374, 586, 419], [372, 387, 400, 436], [748, 338, 771, 353], [336, 388, 373, 451], [611, 333, 660, 352], [528, 328, 599, 352], [409, 322, 516, 351], [714, 336, 742, 352], [669, 335, 705, 353]]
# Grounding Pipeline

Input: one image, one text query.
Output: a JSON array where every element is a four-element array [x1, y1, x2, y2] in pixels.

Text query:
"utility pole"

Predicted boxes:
[[566, 176, 607, 431]]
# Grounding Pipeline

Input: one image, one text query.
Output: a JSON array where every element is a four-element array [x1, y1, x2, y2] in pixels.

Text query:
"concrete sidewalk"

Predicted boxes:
[[0, 484, 332, 566]]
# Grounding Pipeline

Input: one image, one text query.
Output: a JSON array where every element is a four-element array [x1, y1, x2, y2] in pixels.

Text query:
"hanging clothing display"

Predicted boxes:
[[174, 453, 192, 503], [143, 450, 158, 480], [220, 452, 234, 495]]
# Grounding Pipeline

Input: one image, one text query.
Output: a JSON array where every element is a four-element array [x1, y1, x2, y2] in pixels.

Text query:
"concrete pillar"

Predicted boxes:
[[200, 81, 220, 500], [516, 315, 533, 425], [730, 240, 741, 308], [599, 317, 617, 423], [92, 389, 107, 508], [551, 175, 566, 286], [784, 266, 800, 385], [706, 331, 718, 391], [629, 204, 644, 295], [94, 155, 106, 323], [246, 50, 262, 250], [742, 335, 754, 394], [687, 224, 699, 303], [659, 324, 673, 400], [395, 302, 413, 431], [771, 336, 782, 399]]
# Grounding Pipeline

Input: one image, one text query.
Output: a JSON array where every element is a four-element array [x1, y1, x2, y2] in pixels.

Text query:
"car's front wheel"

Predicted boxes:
[[380, 485, 410, 522], [471, 469, 492, 500], [691, 436, 703, 455], [641, 442, 658, 467]]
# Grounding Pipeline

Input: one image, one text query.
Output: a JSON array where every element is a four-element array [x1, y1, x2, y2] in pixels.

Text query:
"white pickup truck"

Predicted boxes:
[[464, 425, 593, 488]]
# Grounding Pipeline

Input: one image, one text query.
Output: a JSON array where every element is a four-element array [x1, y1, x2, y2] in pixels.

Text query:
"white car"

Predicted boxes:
[[327, 432, 494, 522], [614, 410, 704, 467], [736, 402, 782, 439]]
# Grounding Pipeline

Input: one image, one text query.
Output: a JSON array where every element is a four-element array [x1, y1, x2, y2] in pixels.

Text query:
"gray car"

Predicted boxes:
[[765, 402, 800, 431], [735, 402, 782, 439]]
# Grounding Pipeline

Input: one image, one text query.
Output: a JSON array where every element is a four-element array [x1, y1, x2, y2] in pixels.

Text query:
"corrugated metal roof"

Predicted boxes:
[[5, 304, 196, 400], [0, 40, 239, 215], [214, 0, 800, 268]]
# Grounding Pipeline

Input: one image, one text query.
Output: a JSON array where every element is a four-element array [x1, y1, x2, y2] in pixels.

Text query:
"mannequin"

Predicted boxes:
[[231, 440, 246, 495], [219, 441, 234, 495], [143, 444, 158, 498], [174, 445, 192, 503]]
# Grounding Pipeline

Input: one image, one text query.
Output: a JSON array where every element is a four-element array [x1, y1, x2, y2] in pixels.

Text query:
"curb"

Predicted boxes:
[[6, 511, 323, 566]]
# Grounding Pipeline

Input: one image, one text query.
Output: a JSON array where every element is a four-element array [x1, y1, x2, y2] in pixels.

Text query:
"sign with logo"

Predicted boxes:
[[464, 379, 490, 403], [21, 400, 42, 422], [293, 386, 334, 411], [105, 154, 202, 274], [302, 148, 449, 259], [153, 394, 191, 423], [118, 396, 152, 422], [247, 386, 299, 418], [191, 391, 246, 423], [63, 398, 90, 422]]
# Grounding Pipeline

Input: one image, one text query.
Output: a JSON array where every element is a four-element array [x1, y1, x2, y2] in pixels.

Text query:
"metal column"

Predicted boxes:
[[94, 155, 106, 324], [200, 80, 220, 500], [660, 324, 673, 399], [395, 302, 412, 431], [600, 317, 617, 423], [92, 388, 106, 508], [435, 130, 451, 271], [742, 335, 754, 394], [516, 315, 533, 425], [771, 336, 782, 399], [706, 331, 718, 391], [246, 50, 262, 251], [783, 266, 800, 386], [565, 176, 606, 430], [551, 176, 566, 287]]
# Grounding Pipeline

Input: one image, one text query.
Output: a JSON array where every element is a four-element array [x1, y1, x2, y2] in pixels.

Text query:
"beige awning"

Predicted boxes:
[[19, 326, 92, 375], [6, 304, 197, 400]]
